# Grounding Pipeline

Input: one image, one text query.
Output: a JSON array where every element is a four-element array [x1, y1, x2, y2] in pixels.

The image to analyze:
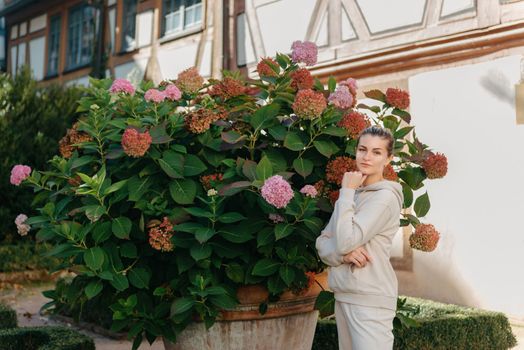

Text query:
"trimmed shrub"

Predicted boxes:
[[0, 242, 61, 272], [0, 303, 17, 330], [0, 67, 83, 241], [312, 297, 517, 350], [0, 326, 95, 350]]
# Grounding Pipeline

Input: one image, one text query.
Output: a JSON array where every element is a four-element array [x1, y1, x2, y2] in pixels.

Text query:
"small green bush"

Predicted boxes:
[[0, 242, 61, 272], [312, 297, 517, 350], [0, 303, 17, 330], [0, 326, 95, 350], [0, 67, 83, 242]]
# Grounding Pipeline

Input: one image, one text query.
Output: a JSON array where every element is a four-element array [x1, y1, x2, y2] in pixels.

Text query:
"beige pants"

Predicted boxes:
[[335, 301, 395, 350]]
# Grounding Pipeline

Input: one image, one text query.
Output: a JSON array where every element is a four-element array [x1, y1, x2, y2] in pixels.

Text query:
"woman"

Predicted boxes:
[[315, 125, 404, 349]]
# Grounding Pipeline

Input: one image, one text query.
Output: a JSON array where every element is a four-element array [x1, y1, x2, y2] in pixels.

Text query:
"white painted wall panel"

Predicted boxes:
[[356, 0, 425, 33], [256, 0, 316, 56], [407, 55, 524, 317], [29, 36, 45, 80], [199, 40, 212, 77], [137, 10, 153, 48], [441, 0, 475, 17], [157, 43, 199, 80], [114, 58, 148, 83], [29, 14, 47, 33], [236, 13, 256, 66]]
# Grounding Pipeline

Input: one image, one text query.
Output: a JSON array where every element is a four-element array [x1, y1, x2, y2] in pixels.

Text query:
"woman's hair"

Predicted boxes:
[[357, 125, 394, 156]]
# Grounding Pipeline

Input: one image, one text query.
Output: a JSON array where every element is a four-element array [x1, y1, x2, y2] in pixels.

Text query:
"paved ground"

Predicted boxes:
[[1, 282, 523, 349], [0, 282, 163, 350]]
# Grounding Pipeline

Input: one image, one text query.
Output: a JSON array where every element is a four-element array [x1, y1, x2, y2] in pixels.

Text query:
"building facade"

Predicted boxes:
[[2, 0, 524, 319]]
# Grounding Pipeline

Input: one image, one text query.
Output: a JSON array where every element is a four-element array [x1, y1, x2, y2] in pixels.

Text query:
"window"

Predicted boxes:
[[162, 0, 202, 37], [66, 4, 96, 70], [47, 15, 61, 76], [121, 0, 137, 52]]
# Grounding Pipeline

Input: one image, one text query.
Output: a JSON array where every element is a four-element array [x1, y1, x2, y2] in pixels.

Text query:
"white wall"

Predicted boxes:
[[405, 55, 524, 318]]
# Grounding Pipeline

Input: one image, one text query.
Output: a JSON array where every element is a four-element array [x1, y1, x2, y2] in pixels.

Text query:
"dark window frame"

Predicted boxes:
[[46, 14, 61, 77], [161, 0, 203, 38], [121, 0, 137, 52], [66, 3, 96, 70]]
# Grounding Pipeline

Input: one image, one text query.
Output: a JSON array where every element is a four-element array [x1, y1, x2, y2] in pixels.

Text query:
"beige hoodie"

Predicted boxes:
[[315, 180, 404, 311]]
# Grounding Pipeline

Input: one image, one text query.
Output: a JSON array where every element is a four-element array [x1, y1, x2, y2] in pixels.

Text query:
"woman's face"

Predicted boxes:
[[356, 134, 393, 176]]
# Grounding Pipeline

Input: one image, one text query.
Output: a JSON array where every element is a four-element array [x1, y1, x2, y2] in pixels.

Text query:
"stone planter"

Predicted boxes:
[[163, 271, 328, 350]]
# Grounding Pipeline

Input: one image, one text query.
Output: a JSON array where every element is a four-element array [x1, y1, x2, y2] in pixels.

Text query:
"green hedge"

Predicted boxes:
[[0, 327, 95, 350], [0, 303, 17, 330], [0, 67, 83, 242], [312, 297, 517, 350], [0, 242, 61, 273]]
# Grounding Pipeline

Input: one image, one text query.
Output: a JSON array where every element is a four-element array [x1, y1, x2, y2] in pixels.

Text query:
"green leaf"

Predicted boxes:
[[401, 182, 413, 208], [394, 126, 414, 139], [327, 76, 336, 93], [414, 192, 430, 217], [383, 115, 400, 132], [252, 259, 280, 276], [364, 89, 386, 102], [110, 273, 129, 291], [153, 287, 167, 296], [159, 150, 184, 178], [103, 179, 128, 196], [112, 217, 132, 239], [183, 207, 214, 218], [284, 132, 305, 151], [315, 291, 335, 318], [225, 263, 244, 283], [84, 247, 105, 271], [250, 103, 281, 130], [169, 179, 197, 205], [93, 221, 112, 244], [120, 242, 137, 258], [210, 293, 237, 310], [129, 268, 151, 289], [268, 125, 287, 141], [293, 158, 313, 178], [85, 205, 105, 222], [279, 266, 295, 286], [190, 244, 212, 261], [183, 155, 207, 176], [303, 217, 323, 233], [128, 176, 152, 201], [219, 226, 253, 243], [171, 297, 195, 315], [392, 108, 411, 123], [275, 223, 295, 240], [217, 212, 247, 224], [398, 167, 425, 190], [85, 280, 103, 299], [195, 227, 216, 243], [314, 140, 339, 158], [255, 156, 273, 181], [322, 125, 347, 137]]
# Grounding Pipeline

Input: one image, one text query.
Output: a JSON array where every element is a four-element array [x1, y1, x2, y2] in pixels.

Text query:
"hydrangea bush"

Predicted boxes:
[[12, 40, 447, 347]]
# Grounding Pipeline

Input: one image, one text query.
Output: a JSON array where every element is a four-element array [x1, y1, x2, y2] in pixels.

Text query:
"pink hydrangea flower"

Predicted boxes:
[[300, 185, 318, 198], [291, 40, 318, 66], [121, 128, 152, 157], [15, 214, 30, 236], [269, 213, 285, 224], [328, 86, 354, 109], [164, 84, 182, 101], [10, 165, 31, 186], [144, 88, 166, 103], [109, 78, 135, 95], [261, 175, 294, 209], [339, 78, 358, 95]]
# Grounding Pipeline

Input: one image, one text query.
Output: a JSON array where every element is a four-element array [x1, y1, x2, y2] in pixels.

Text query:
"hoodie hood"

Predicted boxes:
[[355, 180, 404, 210]]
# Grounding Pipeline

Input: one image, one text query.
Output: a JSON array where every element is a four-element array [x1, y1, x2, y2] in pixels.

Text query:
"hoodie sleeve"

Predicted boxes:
[[332, 187, 393, 255], [315, 215, 344, 267]]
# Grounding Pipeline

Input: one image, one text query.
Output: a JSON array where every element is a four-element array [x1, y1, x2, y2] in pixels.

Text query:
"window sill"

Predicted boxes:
[[63, 63, 92, 75], [159, 25, 203, 45]]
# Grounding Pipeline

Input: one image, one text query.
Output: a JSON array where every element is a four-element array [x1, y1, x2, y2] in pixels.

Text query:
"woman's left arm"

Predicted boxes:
[[332, 188, 393, 255]]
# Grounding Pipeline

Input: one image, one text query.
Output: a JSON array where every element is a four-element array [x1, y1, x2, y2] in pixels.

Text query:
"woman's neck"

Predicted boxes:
[[362, 174, 385, 187]]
